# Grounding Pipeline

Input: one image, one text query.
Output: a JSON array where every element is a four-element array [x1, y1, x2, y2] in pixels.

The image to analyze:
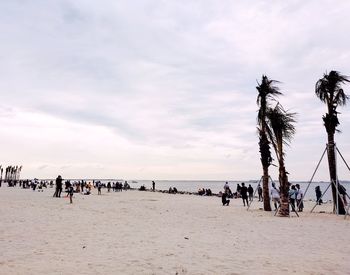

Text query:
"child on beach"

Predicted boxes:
[[67, 185, 74, 204]]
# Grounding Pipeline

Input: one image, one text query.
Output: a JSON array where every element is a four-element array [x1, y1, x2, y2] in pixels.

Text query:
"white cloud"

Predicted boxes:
[[0, 0, 350, 180]]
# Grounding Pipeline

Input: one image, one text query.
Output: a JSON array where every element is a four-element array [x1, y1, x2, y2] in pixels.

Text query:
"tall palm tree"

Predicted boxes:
[[256, 75, 282, 211], [267, 104, 296, 217], [315, 70, 349, 215]]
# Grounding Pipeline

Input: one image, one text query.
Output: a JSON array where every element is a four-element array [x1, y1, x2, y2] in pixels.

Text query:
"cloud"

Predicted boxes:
[[0, 0, 349, 180]]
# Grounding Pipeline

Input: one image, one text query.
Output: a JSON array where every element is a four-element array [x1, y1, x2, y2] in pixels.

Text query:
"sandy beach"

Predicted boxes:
[[1, 187, 350, 275]]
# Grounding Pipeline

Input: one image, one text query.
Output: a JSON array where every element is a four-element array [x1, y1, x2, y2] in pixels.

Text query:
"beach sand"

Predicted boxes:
[[1, 187, 350, 275]]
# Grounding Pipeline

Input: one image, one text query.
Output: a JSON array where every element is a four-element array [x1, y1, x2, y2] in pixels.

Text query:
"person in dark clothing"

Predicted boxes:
[[241, 182, 249, 206], [258, 184, 263, 201], [67, 185, 74, 204], [315, 186, 323, 205], [53, 175, 63, 197], [222, 192, 230, 206], [97, 181, 102, 195], [152, 181, 155, 191], [107, 182, 111, 192], [248, 184, 254, 202], [236, 183, 242, 198], [339, 184, 347, 206]]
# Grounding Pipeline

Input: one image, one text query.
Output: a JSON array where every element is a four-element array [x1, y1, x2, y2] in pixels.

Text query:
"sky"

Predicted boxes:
[[0, 0, 350, 181]]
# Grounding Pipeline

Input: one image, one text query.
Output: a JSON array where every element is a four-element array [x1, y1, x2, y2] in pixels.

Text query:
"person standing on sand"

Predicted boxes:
[[289, 185, 297, 210], [236, 183, 241, 198], [53, 175, 63, 197], [97, 181, 102, 195], [67, 184, 74, 204], [241, 183, 249, 207], [258, 184, 263, 201], [248, 184, 254, 202], [315, 186, 323, 205], [296, 184, 304, 212], [271, 185, 280, 210], [152, 181, 155, 191]]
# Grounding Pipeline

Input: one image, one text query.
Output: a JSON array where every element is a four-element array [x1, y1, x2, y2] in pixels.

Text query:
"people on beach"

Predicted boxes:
[[107, 182, 111, 192], [67, 184, 74, 203], [240, 183, 249, 207], [289, 185, 297, 210], [258, 184, 263, 201], [224, 182, 229, 193], [248, 184, 254, 202], [338, 184, 348, 206], [315, 186, 323, 205], [53, 175, 63, 198], [152, 181, 155, 191], [236, 183, 241, 198], [222, 192, 230, 206], [271, 184, 280, 210], [97, 181, 102, 195], [296, 184, 304, 212]]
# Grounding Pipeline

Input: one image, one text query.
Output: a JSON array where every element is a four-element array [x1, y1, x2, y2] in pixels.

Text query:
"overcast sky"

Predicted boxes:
[[1, 0, 350, 181]]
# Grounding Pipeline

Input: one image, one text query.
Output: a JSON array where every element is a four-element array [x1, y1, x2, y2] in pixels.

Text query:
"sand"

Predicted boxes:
[[0, 186, 350, 275]]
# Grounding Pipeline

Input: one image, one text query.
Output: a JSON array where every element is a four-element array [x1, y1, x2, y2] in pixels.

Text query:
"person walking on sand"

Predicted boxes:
[[248, 184, 254, 202], [152, 181, 155, 191], [241, 183, 249, 207]]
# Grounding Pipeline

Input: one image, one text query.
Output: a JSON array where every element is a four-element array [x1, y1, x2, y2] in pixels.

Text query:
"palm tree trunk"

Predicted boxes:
[[278, 162, 289, 217], [327, 134, 346, 214], [262, 166, 272, 211]]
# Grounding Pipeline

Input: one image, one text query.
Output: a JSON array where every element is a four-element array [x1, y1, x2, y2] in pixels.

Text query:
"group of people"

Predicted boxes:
[[222, 182, 255, 207], [222, 181, 308, 211], [270, 183, 304, 212], [198, 188, 213, 196]]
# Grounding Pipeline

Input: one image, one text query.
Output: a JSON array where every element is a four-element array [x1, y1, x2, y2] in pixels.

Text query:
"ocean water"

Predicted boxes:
[[126, 179, 350, 202]]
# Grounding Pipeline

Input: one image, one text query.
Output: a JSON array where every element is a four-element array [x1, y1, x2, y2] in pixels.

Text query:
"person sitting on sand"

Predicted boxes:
[[240, 183, 249, 207], [222, 192, 230, 206]]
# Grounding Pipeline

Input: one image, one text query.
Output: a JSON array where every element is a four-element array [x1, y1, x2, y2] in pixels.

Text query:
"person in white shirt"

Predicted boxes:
[[270, 184, 280, 211]]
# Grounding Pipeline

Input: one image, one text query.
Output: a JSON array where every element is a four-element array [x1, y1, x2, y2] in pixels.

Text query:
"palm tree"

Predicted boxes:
[[256, 75, 282, 211], [266, 104, 296, 217], [315, 70, 349, 215]]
